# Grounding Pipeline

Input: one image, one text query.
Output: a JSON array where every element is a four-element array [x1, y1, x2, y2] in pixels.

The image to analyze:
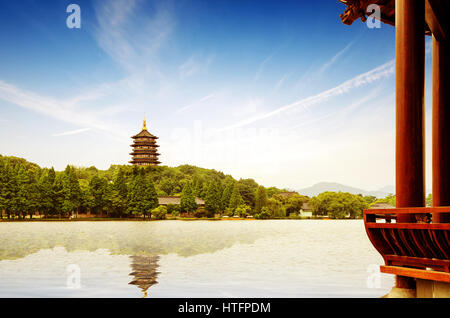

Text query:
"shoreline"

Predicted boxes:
[[0, 217, 361, 222]]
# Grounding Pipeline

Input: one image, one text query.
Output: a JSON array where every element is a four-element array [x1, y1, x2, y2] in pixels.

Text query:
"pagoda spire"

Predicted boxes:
[[143, 116, 147, 130]]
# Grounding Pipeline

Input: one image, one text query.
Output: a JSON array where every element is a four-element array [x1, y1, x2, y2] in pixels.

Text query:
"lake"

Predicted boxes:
[[0, 220, 394, 297]]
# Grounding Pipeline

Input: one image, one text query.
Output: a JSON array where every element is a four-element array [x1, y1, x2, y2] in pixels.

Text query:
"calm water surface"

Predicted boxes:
[[0, 220, 394, 297]]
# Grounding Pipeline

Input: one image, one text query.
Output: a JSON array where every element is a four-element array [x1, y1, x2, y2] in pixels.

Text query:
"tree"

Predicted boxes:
[[310, 191, 368, 219], [266, 187, 283, 198], [285, 194, 308, 216], [254, 186, 268, 214], [52, 174, 65, 218], [127, 174, 146, 218], [363, 195, 377, 205], [426, 193, 432, 207], [373, 194, 396, 207], [88, 175, 110, 216], [255, 207, 270, 219], [142, 175, 159, 218], [204, 181, 221, 217], [110, 168, 128, 217], [127, 173, 158, 219], [193, 177, 205, 198], [61, 165, 81, 218], [237, 178, 258, 208], [220, 182, 233, 211], [23, 169, 39, 218], [13, 166, 29, 218], [0, 161, 17, 218], [38, 171, 54, 218], [180, 182, 197, 213], [151, 205, 167, 220], [167, 204, 180, 216], [235, 204, 251, 218], [229, 183, 243, 211], [266, 198, 286, 218], [0, 160, 6, 217]]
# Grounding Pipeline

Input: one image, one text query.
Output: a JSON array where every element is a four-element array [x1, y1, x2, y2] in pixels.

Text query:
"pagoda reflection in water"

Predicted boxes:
[[128, 255, 160, 298]]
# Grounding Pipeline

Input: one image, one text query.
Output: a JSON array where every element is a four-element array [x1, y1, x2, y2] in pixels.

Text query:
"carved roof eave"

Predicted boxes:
[[131, 129, 158, 139], [338, 0, 431, 35], [130, 144, 160, 148]]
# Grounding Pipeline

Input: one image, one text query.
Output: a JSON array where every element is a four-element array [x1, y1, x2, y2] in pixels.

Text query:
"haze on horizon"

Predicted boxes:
[[0, 0, 435, 191]]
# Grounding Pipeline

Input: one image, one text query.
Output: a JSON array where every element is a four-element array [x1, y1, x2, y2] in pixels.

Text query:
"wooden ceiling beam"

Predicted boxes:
[[425, 0, 449, 41]]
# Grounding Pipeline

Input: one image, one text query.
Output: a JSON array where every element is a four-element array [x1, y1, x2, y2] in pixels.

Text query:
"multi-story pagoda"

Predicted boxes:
[[129, 118, 161, 166]]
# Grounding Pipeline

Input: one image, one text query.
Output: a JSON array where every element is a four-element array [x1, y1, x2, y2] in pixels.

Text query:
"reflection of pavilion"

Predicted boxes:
[[128, 255, 160, 298]]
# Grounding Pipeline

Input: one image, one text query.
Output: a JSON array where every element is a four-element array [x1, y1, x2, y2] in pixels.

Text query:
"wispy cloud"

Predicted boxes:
[[177, 93, 216, 113], [317, 40, 355, 74], [0, 80, 125, 139], [0, 0, 178, 143], [287, 86, 384, 132], [94, 0, 174, 75], [253, 53, 275, 82], [273, 73, 290, 92], [220, 59, 395, 131], [179, 55, 214, 79], [52, 128, 91, 137]]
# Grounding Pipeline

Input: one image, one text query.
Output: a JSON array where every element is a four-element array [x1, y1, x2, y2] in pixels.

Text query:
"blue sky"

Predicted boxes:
[[0, 0, 434, 191]]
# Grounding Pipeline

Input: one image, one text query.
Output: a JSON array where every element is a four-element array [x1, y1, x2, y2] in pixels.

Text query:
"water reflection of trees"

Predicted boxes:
[[129, 255, 160, 298], [0, 221, 270, 260]]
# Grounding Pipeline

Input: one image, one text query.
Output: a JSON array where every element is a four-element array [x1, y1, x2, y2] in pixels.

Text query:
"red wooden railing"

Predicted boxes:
[[364, 207, 450, 283]]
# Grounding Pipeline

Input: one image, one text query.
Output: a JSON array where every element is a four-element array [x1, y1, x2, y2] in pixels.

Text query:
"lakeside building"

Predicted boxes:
[[300, 202, 313, 218], [369, 202, 395, 210], [157, 196, 205, 207], [129, 118, 161, 166]]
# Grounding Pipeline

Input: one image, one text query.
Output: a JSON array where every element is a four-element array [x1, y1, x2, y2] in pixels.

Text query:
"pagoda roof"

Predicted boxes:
[[130, 152, 160, 156], [129, 159, 161, 164], [130, 143, 159, 147], [132, 129, 158, 139]]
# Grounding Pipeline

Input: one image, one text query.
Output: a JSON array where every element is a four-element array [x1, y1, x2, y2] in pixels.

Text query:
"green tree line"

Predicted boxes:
[[0, 155, 296, 219], [0, 155, 381, 220]]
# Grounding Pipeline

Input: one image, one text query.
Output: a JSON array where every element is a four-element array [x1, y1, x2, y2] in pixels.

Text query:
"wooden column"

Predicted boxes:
[[395, 0, 426, 218], [432, 36, 450, 223], [395, 0, 425, 290]]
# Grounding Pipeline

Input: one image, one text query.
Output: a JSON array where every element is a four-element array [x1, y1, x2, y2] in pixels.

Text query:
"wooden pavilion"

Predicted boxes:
[[339, 0, 450, 297]]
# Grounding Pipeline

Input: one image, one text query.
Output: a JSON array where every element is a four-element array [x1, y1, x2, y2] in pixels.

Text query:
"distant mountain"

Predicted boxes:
[[298, 182, 390, 198], [377, 185, 395, 194]]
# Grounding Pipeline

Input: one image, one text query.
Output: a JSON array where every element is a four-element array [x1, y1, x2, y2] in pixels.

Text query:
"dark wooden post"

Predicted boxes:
[[432, 37, 450, 223], [395, 0, 426, 217], [395, 0, 425, 289]]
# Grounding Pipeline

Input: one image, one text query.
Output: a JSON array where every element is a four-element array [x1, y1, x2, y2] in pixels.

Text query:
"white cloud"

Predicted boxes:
[[317, 40, 355, 74], [52, 128, 91, 137], [177, 93, 216, 113], [221, 59, 394, 131], [0, 80, 126, 140]]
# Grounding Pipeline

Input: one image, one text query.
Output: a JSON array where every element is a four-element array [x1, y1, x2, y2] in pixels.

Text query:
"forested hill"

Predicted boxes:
[[0, 154, 288, 213], [0, 154, 385, 220]]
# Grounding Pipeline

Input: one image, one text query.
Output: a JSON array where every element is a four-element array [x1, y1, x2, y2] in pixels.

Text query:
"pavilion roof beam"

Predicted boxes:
[[425, 0, 449, 42]]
